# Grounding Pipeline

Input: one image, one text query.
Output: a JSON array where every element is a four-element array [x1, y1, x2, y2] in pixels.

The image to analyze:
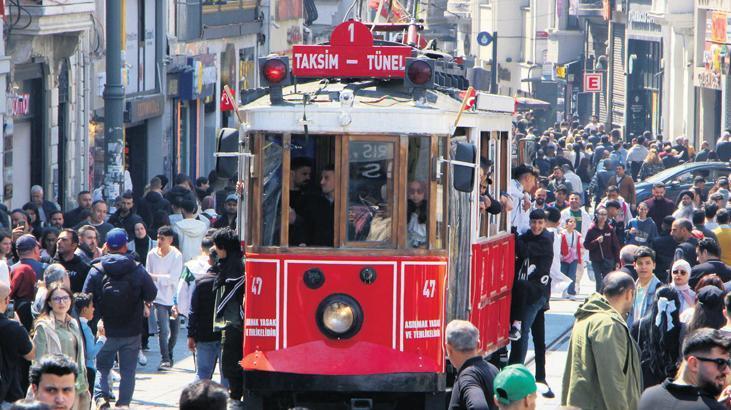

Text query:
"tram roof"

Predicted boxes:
[[239, 80, 516, 135]]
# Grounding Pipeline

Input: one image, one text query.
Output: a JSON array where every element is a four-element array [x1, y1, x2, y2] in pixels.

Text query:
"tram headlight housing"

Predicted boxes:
[[316, 294, 363, 339]]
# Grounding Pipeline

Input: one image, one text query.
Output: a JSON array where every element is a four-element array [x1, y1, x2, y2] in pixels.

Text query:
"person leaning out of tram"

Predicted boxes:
[[509, 165, 539, 235], [479, 160, 503, 217]]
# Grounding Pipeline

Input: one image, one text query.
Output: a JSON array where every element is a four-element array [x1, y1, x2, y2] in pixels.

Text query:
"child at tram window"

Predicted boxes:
[[407, 180, 427, 248]]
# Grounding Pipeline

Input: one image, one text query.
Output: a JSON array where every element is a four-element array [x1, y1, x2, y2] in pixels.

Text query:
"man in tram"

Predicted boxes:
[[303, 165, 335, 247], [289, 157, 313, 246], [508, 165, 539, 235]]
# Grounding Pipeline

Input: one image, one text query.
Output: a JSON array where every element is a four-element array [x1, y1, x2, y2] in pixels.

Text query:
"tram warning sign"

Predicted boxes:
[[584, 72, 602, 92], [292, 20, 413, 79]]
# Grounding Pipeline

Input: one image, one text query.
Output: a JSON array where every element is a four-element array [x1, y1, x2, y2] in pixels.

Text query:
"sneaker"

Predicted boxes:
[[138, 350, 147, 366], [567, 293, 576, 301], [110, 369, 121, 382], [158, 361, 172, 371], [228, 400, 245, 410], [141, 344, 151, 352], [95, 397, 111, 410], [508, 325, 521, 341], [536, 380, 555, 398]]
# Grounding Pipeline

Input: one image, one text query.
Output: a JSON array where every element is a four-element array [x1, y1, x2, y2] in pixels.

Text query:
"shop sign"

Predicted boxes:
[[628, 5, 662, 37], [695, 67, 722, 90], [11, 93, 30, 117], [584, 72, 602, 92], [180, 54, 217, 101], [125, 94, 164, 123], [698, 0, 731, 11]]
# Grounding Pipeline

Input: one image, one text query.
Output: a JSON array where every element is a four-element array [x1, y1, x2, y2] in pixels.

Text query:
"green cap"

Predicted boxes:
[[493, 364, 537, 405]]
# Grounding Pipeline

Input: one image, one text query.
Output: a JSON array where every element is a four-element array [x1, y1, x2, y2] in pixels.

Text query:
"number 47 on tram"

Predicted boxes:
[[213, 20, 518, 410]]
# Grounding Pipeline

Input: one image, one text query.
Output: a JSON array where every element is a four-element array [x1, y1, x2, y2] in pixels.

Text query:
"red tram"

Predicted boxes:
[[216, 20, 516, 409]]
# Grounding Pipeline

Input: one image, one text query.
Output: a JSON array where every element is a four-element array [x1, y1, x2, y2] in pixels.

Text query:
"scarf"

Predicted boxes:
[[134, 236, 150, 262], [673, 283, 695, 311]]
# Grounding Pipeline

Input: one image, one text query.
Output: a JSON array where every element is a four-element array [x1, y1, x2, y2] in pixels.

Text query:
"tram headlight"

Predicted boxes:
[[316, 294, 363, 339]]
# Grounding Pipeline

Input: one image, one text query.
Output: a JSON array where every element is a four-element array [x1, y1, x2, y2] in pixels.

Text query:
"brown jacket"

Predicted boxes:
[[615, 174, 636, 206]]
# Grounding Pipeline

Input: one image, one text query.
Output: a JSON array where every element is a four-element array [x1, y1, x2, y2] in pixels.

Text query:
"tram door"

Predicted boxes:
[[469, 130, 515, 353]]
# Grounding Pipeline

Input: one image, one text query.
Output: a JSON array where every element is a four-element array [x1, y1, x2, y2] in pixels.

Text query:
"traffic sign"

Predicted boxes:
[[292, 20, 412, 79], [555, 65, 566, 79], [477, 31, 494, 47], [584, 72, 602, 92]]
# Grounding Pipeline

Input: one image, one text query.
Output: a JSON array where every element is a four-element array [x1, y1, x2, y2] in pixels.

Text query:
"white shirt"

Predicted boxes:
[[564, 170, 583, 195], [146, 247, 184, 306], [0, 259, 9, 285], [509, 179, 530, 234]]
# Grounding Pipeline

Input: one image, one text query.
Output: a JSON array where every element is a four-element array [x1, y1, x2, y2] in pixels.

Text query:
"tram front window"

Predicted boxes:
[[347, 140, 395, 244]]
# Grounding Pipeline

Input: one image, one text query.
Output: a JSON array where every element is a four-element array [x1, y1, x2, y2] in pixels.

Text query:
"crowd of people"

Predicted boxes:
[[498, 116, 731, 409], [0, 174, 246, 410]]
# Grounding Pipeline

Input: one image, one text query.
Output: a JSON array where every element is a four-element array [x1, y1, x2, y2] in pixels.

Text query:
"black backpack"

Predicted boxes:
[[94, 263, 140, 324]]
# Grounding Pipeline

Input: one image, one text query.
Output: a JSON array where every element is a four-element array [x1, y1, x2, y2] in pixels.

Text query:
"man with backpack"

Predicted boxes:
[[82, 228, 157, 409]]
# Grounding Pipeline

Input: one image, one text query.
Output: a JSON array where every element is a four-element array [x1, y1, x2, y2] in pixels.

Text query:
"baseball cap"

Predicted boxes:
[[15, 234, 39, 253], [225, 193, 239, 203], [494, 364, 538, 405], [106, 228, 128, 250]]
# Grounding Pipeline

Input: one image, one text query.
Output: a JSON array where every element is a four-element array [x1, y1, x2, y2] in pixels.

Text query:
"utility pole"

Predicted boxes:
[[103, 0, 125, 201], [491, 32, 498, 94]]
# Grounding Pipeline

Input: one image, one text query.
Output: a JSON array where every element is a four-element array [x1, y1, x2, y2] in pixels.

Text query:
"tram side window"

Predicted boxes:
[[288, 134, 336, 247], [347, 140, 395, 244], [406, 136, 430, 248], [261, 134, 283, 246]]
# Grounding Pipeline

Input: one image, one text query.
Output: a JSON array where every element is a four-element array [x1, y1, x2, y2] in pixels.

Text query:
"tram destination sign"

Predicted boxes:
[[292, 20, 413, 79]]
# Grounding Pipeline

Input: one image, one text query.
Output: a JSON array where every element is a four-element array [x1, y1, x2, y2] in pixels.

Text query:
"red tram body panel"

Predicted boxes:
[[243, 254, 448, 375], [469, 234, 515, 353]]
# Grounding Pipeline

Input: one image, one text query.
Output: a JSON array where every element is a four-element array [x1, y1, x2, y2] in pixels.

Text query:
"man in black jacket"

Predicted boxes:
[[446, 320, 499, 410], [690, 238, 731, 288], [54, 229, 91, 293], [672, 218, 699, 269], [82, 228, 157, 408], [639, 328, 729, 409], [63, 191, 93, 228], [108, 191, 144, 239], [187, 247, 223, 383], [509, 209, 553, 366]]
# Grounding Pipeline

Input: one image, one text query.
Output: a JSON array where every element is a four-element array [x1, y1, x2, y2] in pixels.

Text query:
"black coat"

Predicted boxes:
[[108, 211, 144, 239], [652, 233, 677, 284], [448, 356, 499, 410], [690, 259, 731, 288], [53, 253, 91, 293], [188, 273, 221, 343], [517, 229, 554, 299]]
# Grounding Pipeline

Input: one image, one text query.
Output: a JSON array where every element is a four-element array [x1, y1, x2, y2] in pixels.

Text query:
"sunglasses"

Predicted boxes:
[[672, 269, 688, 275], [695, 356, 731, 371]]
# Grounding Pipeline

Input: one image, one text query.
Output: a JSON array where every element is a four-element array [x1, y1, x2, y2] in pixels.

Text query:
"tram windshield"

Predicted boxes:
[[253, 133, 447, 251]]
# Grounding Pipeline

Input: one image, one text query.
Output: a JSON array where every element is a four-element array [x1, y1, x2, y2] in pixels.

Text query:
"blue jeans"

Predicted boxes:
[[154, 304, 180, 363], [561, 261, 578, 295], [591, 258, 616, 293], [195, 341, 228, 387], [508, 294, 549, 365], [94, 335, 140, 405]]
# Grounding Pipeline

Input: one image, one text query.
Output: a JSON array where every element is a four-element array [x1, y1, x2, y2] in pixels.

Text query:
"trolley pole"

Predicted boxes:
[[490, 32, 498, 94], [103, 0, 126, 201]]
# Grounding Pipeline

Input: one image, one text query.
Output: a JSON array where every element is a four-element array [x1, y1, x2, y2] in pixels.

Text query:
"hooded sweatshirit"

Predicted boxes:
[[562, 293, 642, 410], [173, 217, 208, 263], [176, 255, 211, 318], [82, 253, 157, 338]]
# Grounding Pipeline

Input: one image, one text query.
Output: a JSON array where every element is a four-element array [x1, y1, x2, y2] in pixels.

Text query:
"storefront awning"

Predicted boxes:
[[515, 96, 551, 111]]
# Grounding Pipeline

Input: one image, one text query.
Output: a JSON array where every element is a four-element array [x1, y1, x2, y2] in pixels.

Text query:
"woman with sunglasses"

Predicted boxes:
[[32, 280, 90, 409], [670, 259, 696, 317]]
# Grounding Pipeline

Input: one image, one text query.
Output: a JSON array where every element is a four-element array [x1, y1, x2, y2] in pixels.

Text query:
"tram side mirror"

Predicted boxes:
[[211, 128, 239, 191], [453, 142, 476, 193]]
